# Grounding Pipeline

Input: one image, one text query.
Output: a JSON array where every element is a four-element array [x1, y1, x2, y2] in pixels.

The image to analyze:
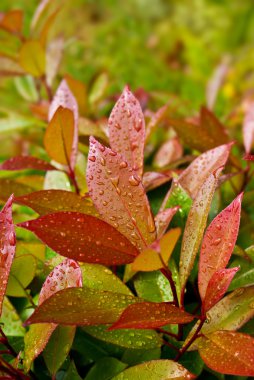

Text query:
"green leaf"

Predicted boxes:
[[44, 171, 72, 191], [110, 360, 196, 380], [43, 325, 76, 376], [228, 257, 254, 291], [84, 325, 162, 349], [85, 357, 127, 380], [121, 348, 161, 366], [0, 297, 25, 336], [19, 40, 45, 77], [134, 270, 173, 302], [64, 361, 82, 380], [6, 254, 37, 297], [0, 112, 44, 135]]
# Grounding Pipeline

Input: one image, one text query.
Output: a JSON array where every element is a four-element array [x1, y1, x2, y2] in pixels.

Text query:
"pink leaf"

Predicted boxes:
[[0, 195, 15, 316], [108, 86, 145, 176], [202, 267, 239, 313], [243, 101, 254, 154], [155, 207, 179, 239], [153, 137, 183, 168], [86, 137, 156, 251], [48, 79, 79, 170], [0, 156, 55, 171], [142, 171, 173, 192], [179, 143, 233, 199], [18, 212, 139, 265], [109, 302, 194, 330], [198, 193, 243, 300]]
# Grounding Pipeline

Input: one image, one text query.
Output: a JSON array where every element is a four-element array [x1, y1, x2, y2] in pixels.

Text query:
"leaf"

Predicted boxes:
[[178, 143, 232, 199], [153, 137, 183, 168], [0, 297, 25, 336], [85, 357, 127, 380], [0, 10, 23, 33], [23, 258, 82, 372], [87, 137, 156, 251], [108, 86, 145, 176], [179, 170, 222, 294], [25, 288, 141, 326], [44, 106, 75, 166], [64, 361, 82, 380], [46, 37, 64, 86], [18, 212, 139, 265], [0, 195, 15, 316], [0, 179, 34, 201], [48, 79, 79, 170], [88, 72, 109, 106], [19, 40, 45, 77], [134, 270, 174, 302], [15, 190, 99, 216], [243, 101, 254, 153], [0, 111, 44, 135], [142, 171, 172, 192], [109, 302, 194, 330], [155, 207, 179, 239], [44, 170, 71, 191], [0, 156, 55, 171], [198, 193, 243, 300], [200, 107, 229, 145], [84, 325, 162, 349], [43, 325, 76, 376], [6, 254, 37, 297], [132, 228, 181, 272], [228, 257, 254, 291], [198, 331, 254, 376], [202, 268, 239, 313], [110, 360, 196, 380], [14, 75, 39, 102]]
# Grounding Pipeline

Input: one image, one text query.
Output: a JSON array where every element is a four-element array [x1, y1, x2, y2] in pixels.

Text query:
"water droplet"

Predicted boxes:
[[89, 156, 96, 162], [129, 175, 140, 186], [119, 161, 128, 169], [115, 122, 121, 129]]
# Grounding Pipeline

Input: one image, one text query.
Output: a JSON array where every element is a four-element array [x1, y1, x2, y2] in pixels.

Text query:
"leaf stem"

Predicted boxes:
[[156, 328, 179, 339], [68, 167, 80, 194], [160, 267, 179, 307]]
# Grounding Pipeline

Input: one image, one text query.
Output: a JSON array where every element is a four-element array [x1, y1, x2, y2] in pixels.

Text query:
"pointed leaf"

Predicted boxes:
[[87, 137, 156, 251], [160, 228, 181, 262], [0, 156, 55, 171], [111, 360, 196, 380], [202, 267, 239, 313], [19, 40, 45, 77], [44, 106, 75, 166], [179, 143, 232, 199], [155, 207, 179, 239], [48, 79, 79, 169], [0, 195, 15, 316], [179, 169, 222, 293], [198, 331, 254, 376], [200, 107, 229, 145], [243, 101, 254, 153], [0, 297, 25, 336], [109, 302, 194, 330], [108, 86, 145, 176], [134, 270, 174, 302], [15, 189, 99, 216], [18, 212, 138, 265], [153, 137, 183, 168], [142, 171, 172, 192], [25, 288, 140, 326], [198, 193, 243, 300]]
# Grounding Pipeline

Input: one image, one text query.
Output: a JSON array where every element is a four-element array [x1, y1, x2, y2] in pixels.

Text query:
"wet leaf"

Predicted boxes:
[[155, 207, 179, 239], [85, 357, 127, 380], [202, 267, 239, 313], [0, 195, 15, 316], [134, 270, 174, 302], [198, 331, 254, 376], [142, 171, 172, 192], [179, 170, 222, 294], [200, 107, 229, 146], [19, 40, 45, 77], [228, 257, 254, 291], [108, 86, 145, 176], [44, 106, 75, 166], [0, 156, 55, 171], [15, 189, 98, 216], [0, 179, 34, 201], [48, 79, 79, 170], [0, 10, 23, 33], [179, 143, 232, 199], [18, 212, 139, 265], [110, 360, 196, 380], [198, 193, 243, 300], [109, 301, 194, 330], [87, 137, 156, 251], [243, 101, 254, 153], [44, 170, 71, 190], [25, 287, 141, 326], [0, 297, 25, 336], [153, 137, 183, 168]]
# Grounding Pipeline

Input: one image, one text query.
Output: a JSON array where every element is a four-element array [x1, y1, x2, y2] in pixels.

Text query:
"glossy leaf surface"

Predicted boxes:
[[18, 212, 139, 265], [0, 297, 25, 336], [0, 156, 55, 171], [15, 189, 98, 216], [108, 86, 145, 176], [109, 302, 194, 330], [0, 195, 15, 315], [198, 331, 254, 376], [155, 207, 179, 239], [198, 193, 243, 300], [0, 178, 34, 201], [153, 137, 183, 168], [87, 137, 156, 250]]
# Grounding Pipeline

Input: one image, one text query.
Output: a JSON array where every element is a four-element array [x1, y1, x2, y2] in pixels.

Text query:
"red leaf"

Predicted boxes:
[[202, 267, 239, 313], [0, 179, 35, 201], [18, 212, 138, 265], [243, 101, 254, 154], [0, 195, 15, 316], [198, 331, 254, 376], [153, 137, 183, 168], [48, 80, 79, 170], [198, 193, 243, 300], [108, 86, 145, 176], [142, 171, 173, 192], [179, 143, 232, 199], [15, 190, 99, 216], [154, 207, 179, 239], [86, 137, 156, 251], [108, 302, 194, 330], [0, 156, 55, 171]]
